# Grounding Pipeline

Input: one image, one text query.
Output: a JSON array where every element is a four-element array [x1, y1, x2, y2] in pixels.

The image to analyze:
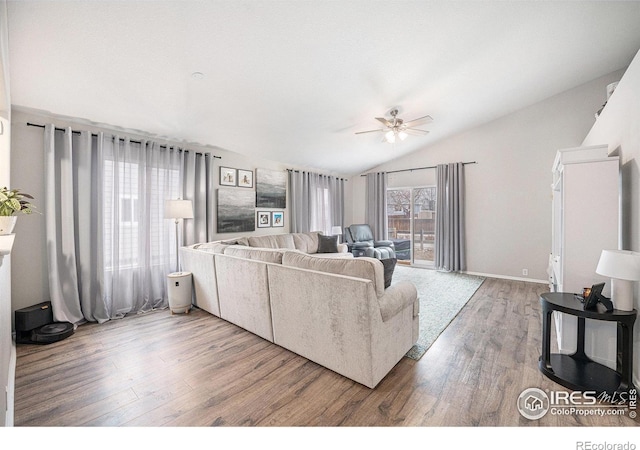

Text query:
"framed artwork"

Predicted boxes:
[[272, 211, 284, 227], [220, 166, 237, 186], [257, 211, 271, 228], [237, 169, 254, 188], [256, 168, 287, 208], [217, 189, 255, 233]]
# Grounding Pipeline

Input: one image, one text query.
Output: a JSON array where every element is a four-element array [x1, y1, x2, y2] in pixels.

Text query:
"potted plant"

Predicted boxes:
[[0, 187, 36, 235]]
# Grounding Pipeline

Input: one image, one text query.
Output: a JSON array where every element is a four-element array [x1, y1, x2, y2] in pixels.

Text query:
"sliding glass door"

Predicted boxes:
[[387, 186, 436, 267]]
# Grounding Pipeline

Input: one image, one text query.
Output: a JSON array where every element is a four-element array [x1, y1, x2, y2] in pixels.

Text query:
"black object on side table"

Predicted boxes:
[[539, 292, 636, 395]]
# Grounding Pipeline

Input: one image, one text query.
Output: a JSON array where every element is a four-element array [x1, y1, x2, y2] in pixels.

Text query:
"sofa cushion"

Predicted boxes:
[[224, 245, 287, 264], [291, 232, 320, 253], [248, 234, 296, 250], [348, 224, 374, 242], [221, 237, 249, 246], [282, 252, 385, 298], [381, 258, 397, 288], [192, 241, 229, 254], [317, 235, 339, 253]]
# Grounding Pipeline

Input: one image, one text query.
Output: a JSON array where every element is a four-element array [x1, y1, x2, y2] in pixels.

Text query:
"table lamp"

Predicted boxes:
[[331, 226, 343, 243], [595, 249, 640, 311], [165, 199, 194, 272]]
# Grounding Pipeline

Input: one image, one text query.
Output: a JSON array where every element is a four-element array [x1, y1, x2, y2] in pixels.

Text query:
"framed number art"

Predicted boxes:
[[238, 169, 254, 188], [220, 166, 237, 186]]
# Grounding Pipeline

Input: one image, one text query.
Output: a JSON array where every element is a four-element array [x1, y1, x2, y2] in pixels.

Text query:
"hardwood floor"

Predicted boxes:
[[13, 276, 638, 427]]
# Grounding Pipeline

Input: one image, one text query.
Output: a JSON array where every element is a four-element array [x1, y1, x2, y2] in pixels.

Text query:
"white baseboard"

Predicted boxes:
[[463, 271, 549, 285]]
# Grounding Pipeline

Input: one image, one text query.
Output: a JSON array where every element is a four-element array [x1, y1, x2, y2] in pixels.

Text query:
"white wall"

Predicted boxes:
[[583, 48, 640, 386], [584, 49, 640, 255], [351, 69, 625, 282]]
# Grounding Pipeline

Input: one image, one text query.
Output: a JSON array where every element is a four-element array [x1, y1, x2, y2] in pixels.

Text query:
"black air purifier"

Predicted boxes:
[[15, 301, 74, 344]]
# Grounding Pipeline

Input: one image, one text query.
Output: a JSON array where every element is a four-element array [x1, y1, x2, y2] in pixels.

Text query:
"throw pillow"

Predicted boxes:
[[317, 234, 339, 253], [381, 258, 397, 289]]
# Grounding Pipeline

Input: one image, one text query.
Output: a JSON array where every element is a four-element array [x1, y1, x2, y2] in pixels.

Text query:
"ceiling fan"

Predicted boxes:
[[355, 109, 433, 143]]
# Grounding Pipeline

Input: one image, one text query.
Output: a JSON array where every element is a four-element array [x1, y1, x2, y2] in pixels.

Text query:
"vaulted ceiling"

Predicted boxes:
[[7, 1, 640, 175]]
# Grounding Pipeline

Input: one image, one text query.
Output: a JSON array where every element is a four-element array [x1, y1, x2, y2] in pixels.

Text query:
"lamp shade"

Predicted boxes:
[[596, 250, 640, 281], [165, 199, 194, 219], [331, 226, 342, 235]]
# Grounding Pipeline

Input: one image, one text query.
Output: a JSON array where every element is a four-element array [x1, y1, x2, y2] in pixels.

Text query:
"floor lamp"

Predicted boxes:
[[165, 199, 194, 273]]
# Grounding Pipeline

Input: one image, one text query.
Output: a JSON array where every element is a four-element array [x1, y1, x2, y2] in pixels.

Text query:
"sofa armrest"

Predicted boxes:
[[376, 281, 418, 322], [374, 240, 395, 248], [337, 243, 348, 253], [350, 241, 373, 249]]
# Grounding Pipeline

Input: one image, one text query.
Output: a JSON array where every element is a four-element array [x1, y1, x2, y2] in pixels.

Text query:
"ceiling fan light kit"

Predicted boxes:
[[385, 130, 396, 143], [356, 109, 432, 144]]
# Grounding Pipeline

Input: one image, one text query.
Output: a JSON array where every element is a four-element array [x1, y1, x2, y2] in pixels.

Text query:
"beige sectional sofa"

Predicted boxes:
[[179, 231, 419, 388]]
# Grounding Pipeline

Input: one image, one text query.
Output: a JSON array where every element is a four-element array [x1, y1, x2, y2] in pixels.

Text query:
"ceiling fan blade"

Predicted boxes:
[[355, 129, 384, 135], [375, 117, 393, 127], [404, 128, 430, 135], [404, 115, 433, 126]]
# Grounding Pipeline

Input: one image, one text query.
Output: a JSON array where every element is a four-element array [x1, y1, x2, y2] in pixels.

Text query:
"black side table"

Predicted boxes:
[[539, 292, 636, 395]]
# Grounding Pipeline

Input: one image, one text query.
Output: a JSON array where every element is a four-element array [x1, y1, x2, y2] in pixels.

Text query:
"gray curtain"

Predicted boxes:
[[289, 170, 345, 234], [44, 125, 192, 323], [435, 162, 466, 271], [44, 125, 92, 324], [181, 151, 214, 247], [365, 172, 388, 240]]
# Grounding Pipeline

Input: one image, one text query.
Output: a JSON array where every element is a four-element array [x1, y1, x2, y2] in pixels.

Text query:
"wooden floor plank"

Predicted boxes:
[[13, 276, 638, 427]]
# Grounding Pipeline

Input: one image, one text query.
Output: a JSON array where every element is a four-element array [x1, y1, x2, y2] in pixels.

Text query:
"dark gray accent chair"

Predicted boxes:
[[345, 224, 396, 260]]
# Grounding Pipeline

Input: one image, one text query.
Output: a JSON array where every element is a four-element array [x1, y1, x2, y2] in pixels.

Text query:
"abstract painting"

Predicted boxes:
[[217, 188, 255, 233], [256, 169, 286, 208]]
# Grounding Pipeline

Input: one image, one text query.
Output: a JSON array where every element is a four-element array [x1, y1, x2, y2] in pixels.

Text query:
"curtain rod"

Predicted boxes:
[[360, 161, 477, 177], [286, 168, 348, 182], [26, 122, 222, 159]]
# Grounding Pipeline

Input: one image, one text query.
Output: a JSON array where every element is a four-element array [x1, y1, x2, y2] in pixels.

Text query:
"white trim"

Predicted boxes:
[[5, 339, 15, 427], [463, 271, 549, 285]]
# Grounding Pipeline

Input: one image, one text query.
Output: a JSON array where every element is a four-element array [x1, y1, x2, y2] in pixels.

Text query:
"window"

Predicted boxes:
[[103, 148, 180, 271], [313, 186, 331, 234], [120, 197, 138, 223]]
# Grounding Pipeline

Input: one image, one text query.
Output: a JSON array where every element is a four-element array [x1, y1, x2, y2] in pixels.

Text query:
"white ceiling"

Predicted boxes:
[[7, 1, 640, 175]]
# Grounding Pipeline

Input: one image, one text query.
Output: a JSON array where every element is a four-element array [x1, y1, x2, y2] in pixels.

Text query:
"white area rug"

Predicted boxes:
[[391, 265, 485, 360]]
